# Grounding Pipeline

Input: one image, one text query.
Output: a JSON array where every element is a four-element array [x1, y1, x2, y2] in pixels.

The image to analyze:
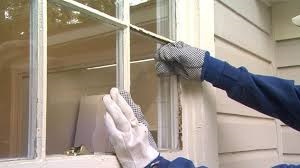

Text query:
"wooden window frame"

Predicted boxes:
[[0, 0, 218, 167]]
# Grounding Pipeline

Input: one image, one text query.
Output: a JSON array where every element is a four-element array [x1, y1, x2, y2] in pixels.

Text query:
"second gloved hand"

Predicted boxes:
[[103, 88, 158, 168], [155, 41, 209, 80]]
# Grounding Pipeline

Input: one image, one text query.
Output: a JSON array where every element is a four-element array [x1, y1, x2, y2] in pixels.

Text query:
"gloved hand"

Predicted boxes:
[[155, 41, 209, 80], [103, 88, 159, 168]]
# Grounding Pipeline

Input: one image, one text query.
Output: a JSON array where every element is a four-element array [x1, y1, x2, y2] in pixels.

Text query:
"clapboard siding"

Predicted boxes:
[[275, 39, 300, 67], [219, 149, 278, 168], [216, 90, 272, 119], [272, 0, 300, 40], [215, 1, 274, 61], [215, 1, 277, 167], [277, 67, 300, 84], [218, 114, 277, 153], [215, 37, 273, 75], [283, 155, 300, 164], [282, 126, 300, 154], [218, 0, 271, 34]]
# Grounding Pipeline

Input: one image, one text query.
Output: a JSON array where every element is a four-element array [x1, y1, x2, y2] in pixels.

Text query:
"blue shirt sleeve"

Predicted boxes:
[[201, 55, 300, 132], [145, 155, 207, 168], [273, 164, 300, 168], [146, 55, 300, 168]]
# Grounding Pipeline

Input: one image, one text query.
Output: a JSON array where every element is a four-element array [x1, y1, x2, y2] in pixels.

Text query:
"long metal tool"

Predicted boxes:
[[130, 24, 175, 44]]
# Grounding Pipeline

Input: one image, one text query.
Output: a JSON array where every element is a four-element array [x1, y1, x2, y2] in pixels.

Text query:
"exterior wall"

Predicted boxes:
[[275, 38, 300, 164], [214, 0, 279, 167], [272, 0, 300, 41]]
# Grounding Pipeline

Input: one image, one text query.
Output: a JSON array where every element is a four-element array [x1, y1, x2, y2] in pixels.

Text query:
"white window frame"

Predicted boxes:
[[0, 0, 218, 167]]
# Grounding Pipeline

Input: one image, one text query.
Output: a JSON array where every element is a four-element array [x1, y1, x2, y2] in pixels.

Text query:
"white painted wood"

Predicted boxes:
[[215, 37, 273, 75], [156, 0, 178, 149], [116, 0, 130, 91], [283, 154, 300, 164], [215, 1, 274, 61], [218, 114, 277, 153], [272, 0, 300, 40], [276, 119, 284, 163], [176, 0, 218, 167], [275, 39, 300, 67], [282, 126, 300, 154], [216, 90, 272, 119], [277, 67, 300, 84], [29, 0, 47, 159], [0, 155, 120, 168], [219, 0, 272, 34], [219, 149, 278, 168]]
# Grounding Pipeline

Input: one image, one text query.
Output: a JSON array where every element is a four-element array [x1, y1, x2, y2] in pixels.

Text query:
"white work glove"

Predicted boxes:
[[155, 41, 208, 80], [103, 88, 159, 168]]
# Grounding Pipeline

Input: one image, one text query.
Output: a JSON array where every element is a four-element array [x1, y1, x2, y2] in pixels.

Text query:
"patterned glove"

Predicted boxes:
[[119, 90, 157, 149], [155, 41, 208, 80], [103, 88, 159, 168]]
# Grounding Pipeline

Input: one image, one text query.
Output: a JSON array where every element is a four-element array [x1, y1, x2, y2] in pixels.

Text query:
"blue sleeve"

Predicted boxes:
[[145, 155, 207, 168], [201, 55, 300, 132], [273, 164, 300, 168]]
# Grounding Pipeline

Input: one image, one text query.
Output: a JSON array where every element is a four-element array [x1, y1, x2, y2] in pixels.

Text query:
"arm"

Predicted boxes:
[[202, 55, 300, 132], [156, 41, 300, 131]]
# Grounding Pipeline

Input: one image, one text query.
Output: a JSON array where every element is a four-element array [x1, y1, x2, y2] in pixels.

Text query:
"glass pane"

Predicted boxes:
[[131, 31, 176, 147], [131, 31, 157, 61], [130, 0, 171, 38], [74, 0, 116, 17], [131, 61, 158, 142], [0, 0, 30, 158], [47, 3, 118, 155]]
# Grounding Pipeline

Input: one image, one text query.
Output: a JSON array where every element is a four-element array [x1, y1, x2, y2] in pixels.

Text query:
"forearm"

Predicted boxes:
[[201, 55, 300, 131]]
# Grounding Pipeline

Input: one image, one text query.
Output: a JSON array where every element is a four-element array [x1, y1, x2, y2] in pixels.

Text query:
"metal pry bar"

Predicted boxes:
[[130, 24, 175, 44]]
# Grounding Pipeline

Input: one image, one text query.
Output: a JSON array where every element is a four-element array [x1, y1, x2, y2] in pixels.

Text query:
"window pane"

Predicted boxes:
[[130, 0, 171, 38], [131, 61, 158, 142], [131, 31, 177, 148], [130, 32, 157, 61], [0, 0, 30, 158], [74, 0, 116, 17], [47, 3, 118, 155]]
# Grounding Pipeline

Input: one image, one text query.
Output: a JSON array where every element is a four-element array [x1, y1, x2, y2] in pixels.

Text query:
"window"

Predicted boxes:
[[0, 1, 218, 167], [0, 0, 30, 159], [0, 0, 180, 161]]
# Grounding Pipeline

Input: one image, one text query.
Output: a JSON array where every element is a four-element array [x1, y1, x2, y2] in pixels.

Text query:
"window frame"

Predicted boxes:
[[0, 0, 218, 167]]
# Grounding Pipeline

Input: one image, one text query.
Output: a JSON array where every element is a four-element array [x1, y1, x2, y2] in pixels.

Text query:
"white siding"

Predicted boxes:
[[215, 0, 278, 167], [275, 39, 300, 164], [218, 0, 271, 34], [272, 0, 300, 40], [275, 38, 300, 68], [215, 0, 274, 61]]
